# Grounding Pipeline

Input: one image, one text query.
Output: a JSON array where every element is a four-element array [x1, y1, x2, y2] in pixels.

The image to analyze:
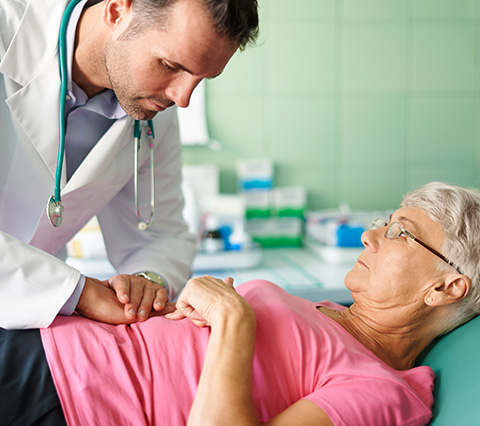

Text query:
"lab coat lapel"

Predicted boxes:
[[0, 0, 67, 184], [28, 117, 135, 256], [1, 0, 137, 255], [62, 116, 134, 194], [4, 60, 63, 184]]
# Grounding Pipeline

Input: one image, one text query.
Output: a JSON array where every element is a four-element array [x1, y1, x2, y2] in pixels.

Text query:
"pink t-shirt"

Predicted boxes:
[[41, 280, 434, 426]]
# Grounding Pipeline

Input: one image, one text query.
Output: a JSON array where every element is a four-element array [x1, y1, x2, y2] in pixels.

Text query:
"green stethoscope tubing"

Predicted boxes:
[[54, 0, 83, 204], [50, 0, 156, 229]]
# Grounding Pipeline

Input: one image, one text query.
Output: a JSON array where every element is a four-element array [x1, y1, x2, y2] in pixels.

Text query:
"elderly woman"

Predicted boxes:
[[1, 181, 480, 426]]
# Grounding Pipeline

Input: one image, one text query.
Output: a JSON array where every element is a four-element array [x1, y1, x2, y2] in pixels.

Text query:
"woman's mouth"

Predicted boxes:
[[357, 258, 368, 269]]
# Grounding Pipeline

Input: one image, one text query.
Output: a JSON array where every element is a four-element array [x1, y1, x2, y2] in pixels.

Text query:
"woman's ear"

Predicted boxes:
[[426, 274, 471, 306]]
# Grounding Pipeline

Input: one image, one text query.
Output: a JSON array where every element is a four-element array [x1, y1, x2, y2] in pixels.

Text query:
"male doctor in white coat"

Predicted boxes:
[[0, 0, 259, 329]]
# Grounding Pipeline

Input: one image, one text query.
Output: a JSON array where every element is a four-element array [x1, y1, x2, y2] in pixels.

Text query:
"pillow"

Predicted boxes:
[[420, 315, 480, 425]]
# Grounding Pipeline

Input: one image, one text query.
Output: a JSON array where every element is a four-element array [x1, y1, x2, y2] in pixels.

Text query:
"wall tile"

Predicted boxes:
[[270, 0, 336, 21], [412, 0, 477, 20], [474, 96, 480, 165], [266, 96, 336, 167], [343, 0, 407, 20], [257, 0, 270, 23], [342, 22, 407, 92], [267, 21, 336, 95], [197, 1, 480, 210], [412, 23, 476, 92], [341, 96, 406, 164], [207, 45, 265, 97], [474, 168, 480, 187], [275, 164, 337, 209], [406, 166, 475, 190], [206, 96, 265, 156], [339, 165, 405, 209], [409, 97, 475, 163]]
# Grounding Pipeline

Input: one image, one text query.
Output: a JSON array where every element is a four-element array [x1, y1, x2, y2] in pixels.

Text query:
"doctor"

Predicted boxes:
[[0, 0, 259, 329]]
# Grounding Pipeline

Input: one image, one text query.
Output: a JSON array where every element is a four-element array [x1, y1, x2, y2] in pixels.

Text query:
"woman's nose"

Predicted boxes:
[[361, 228, 381, 252]]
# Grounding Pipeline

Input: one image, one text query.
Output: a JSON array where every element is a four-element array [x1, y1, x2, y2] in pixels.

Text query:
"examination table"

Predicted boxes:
[[419, 313, 480, 425]]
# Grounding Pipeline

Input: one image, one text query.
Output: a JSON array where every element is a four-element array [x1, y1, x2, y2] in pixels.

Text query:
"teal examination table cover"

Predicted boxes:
[[419, 314, 480, 425]]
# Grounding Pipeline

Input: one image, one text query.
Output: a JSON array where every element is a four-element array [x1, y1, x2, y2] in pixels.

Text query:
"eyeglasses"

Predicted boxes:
[[371, 218, 463, 274]]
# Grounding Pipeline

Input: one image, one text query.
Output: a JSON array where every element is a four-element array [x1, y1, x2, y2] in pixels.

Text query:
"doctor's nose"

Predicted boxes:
[[166, 76, 200, 109]]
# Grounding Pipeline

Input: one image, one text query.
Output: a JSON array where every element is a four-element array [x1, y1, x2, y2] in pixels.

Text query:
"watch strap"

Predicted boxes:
[[134, 271, 166, 288]]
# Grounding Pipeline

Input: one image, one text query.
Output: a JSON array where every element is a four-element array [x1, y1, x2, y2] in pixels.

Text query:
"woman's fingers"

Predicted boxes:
[[223, 276, 235, 287]]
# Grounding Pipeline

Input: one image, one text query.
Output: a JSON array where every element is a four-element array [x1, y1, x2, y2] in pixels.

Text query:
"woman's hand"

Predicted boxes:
[[169, 276, 258, 426], [166, 275, 251, 327]]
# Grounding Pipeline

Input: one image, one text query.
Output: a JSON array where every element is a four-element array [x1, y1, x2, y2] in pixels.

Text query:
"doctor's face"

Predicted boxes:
[[104, 0, 237, 120]]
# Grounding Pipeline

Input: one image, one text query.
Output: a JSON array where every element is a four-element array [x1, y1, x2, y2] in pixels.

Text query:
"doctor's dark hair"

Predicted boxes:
[[402, 182, 480, 333], [120, 0, 259, 50]]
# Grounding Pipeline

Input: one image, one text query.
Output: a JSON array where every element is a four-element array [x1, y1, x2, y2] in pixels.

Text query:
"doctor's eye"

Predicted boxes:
[[161, 60, 177, 72]]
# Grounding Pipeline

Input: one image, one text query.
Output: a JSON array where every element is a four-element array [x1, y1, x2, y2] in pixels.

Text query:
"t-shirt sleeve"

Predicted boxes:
[[303, 373, 433, 426]]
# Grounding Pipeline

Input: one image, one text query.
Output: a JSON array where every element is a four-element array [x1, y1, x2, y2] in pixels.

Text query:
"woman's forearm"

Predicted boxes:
[[188, 304, 259, 426]]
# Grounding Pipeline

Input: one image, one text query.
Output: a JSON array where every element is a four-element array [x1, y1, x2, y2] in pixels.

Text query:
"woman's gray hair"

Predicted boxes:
[[402, 181, 480, 332]]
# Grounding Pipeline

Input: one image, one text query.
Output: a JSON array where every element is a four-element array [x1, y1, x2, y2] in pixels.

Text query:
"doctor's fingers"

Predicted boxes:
[[108, 274, 164, 321], [149, 301, 177, 318], [132, 281, 170, 320], [108, 274, 133, 304], [77, 277, 137, 325], [126, 276, 169, 321]]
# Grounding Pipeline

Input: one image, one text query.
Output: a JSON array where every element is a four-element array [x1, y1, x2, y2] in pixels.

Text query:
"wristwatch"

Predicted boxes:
[[134, 271, 166, 288]]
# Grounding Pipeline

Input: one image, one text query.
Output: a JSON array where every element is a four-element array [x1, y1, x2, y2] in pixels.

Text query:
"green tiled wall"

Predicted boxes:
[[183, 0, 480, 211]]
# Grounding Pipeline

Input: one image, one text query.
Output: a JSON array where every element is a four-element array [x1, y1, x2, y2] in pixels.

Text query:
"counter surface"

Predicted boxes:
[[67, 247, 355, 305]]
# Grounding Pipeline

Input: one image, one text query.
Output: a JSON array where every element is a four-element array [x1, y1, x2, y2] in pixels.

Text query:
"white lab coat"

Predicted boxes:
[[0, 0, 197, 329]]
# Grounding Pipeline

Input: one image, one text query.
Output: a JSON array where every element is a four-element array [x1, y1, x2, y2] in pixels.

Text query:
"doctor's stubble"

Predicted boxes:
[[104, 36, 175, 121]]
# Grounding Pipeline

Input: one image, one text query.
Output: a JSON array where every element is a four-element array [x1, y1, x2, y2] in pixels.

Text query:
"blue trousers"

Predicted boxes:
[[0, 327, 67, 426]]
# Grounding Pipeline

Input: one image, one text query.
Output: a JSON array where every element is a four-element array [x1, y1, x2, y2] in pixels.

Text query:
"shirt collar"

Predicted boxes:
[[65, 0, 127, 119], [65, 0, 88, 99]]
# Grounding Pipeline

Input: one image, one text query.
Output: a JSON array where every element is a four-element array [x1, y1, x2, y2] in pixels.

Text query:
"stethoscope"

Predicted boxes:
[[46, 0, 155, 231]]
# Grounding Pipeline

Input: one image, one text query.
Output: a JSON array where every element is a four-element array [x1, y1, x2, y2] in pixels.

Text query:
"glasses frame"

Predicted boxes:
[[372, 218, 463, 275]]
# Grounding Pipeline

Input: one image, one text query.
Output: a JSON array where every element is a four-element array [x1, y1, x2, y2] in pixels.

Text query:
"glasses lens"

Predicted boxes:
[[372, 218, 387, 230], [386, 222, 403, 239]]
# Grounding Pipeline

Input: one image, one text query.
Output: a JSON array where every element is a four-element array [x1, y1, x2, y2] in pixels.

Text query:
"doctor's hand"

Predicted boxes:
[[75, 276, 171, 325], [108, 274, 171, 321]]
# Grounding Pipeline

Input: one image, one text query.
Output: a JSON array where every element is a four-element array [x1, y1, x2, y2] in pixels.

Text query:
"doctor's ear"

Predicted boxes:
[[426, 274, 471, 307], [103, 0, 133, 30]]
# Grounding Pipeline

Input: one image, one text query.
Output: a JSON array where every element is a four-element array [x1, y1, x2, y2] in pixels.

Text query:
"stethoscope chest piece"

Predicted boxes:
[[46, 196, 64, 227], [137, 221, 148, 231]]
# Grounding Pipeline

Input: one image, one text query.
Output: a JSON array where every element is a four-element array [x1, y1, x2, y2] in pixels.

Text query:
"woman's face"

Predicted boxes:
[[345, 207, 447, 309]]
